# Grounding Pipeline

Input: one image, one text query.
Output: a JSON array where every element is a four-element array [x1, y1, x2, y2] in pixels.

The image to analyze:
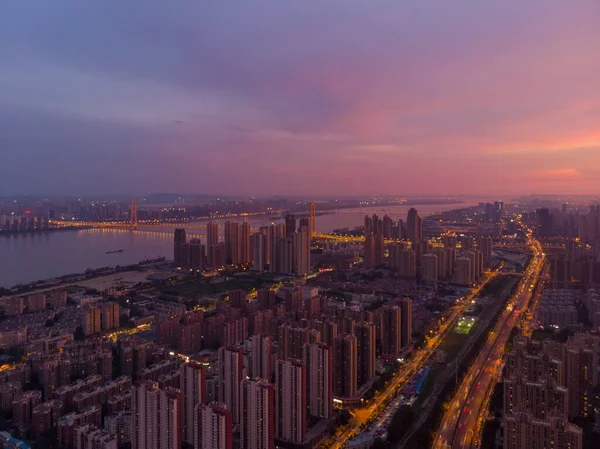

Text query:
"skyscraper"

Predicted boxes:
[[333, 334, 357, 398], [382, 215, 393, 239], [251, 334, 273, 381], [224, 221, 238, 264], [207, 222, 219, 247], [380, 305, 402, 358], [400, 298, 413, 348], [180, 362, 206, 446], [83, 306, 101, 336], [275, 359, 306, 444], [240, 379, 275, 449], [309, 202, 316, 237], [420, 253, 439, 282], [406, 208, 422, 241], [132, 381, 182, 449], [303, 343, 333, 419], [196, 402, 232, 449], [295, 225, 311, 276], [240, 222, 251, 264], [174, 228, 187, 266], [354, 322, 376, 387], [218, 346, 243, 425], [285, 214, 296, 238]]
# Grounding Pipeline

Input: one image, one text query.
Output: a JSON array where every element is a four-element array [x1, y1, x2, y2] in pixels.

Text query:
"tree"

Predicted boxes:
[[387, 405, 414, 443], [339, 409, 352, 426]]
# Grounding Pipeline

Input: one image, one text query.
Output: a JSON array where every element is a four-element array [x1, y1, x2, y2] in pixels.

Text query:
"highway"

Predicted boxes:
[[433, 229, 545, 449], [329, 269, 501, 449]]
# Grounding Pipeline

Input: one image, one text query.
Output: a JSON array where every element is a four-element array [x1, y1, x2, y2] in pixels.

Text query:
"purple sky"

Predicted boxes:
[[1, 0, 599, 197]]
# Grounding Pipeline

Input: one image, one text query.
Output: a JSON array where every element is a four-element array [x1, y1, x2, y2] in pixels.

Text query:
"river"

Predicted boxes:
[[0, 200, 482, 288]]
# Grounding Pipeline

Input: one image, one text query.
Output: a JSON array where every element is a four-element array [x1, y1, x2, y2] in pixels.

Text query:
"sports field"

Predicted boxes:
[[455, 317, 476, 335]]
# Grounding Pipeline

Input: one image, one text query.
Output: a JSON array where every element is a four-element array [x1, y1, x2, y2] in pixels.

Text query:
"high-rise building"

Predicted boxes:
[[382, 215, 393, 239], [295, 226, 311, 276], [83, 306, 101, 336], [354, 322, 376, 387], [380, 305, 402, 358], [477, 236, 493, 263], [275, 359, 306, 445], [131, 381, 182, 449], [240, 222, 251, 264], [504, 413, 582, 449], [406, 208, 422, 242], [420, 253, 438, 282], [101, 302, 119, 331], [269, 224, 285, 273], [196, 401, 232, 449], [180, 362, 206, 446], [224, 221, 239, 265], [278, 325, 321, 361], [398, 249, 417, 278], [240, 379, 275, 449], [364, 215, 372, 238], [333, 334, 357, 398], [285, 215, 296, 238], [400, 298, 413, 348], [218, 346, 243, 425], [456, 257, 473, 285], [309, 202, 316, 237], [174, 229, 187, 266], [303, 343, 333, 419], [206, 222, 219, 247], [251, 334, 273, 381], [536, 207, 553, 237], [251, 231, 268, 272], [188, 238, 206, 269]]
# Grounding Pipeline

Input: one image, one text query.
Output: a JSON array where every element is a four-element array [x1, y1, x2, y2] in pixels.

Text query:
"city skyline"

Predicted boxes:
[[1, 1, 599, 196]]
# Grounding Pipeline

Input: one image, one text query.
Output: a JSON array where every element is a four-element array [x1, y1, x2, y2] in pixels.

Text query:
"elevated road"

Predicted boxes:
[[433, 231, 545, 449], [329, 269, 502, 449]]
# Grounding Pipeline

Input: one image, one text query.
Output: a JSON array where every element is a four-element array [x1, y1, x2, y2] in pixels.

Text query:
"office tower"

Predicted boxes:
[[188, 238, 206, 269], [309, 202, 316, 237], [354, 322, 376, 387], [477, 236, 493, 263], [364, 215, 372, 238], [131, 381, 182, 449], [456, 257, 473, 285], [197, 402, 232, 449], [333, 334, 357, 398], [275, 359, 306, 444], [240, 379, 275, 449], [420, 253, 438, 282], [303, 343, 333, 419], [398, 249, 417, 278], [380, 304, 402, 357], [206, 221, 219, 247], [251, 334, 273, 381], [218, 346, 243, 424], [181, 362, 206, 446], [83, 306, 101, 336], [406, 208, 422, 241], [382, 215, 393, 239], [174, 228, 187, 266], [295, 225, 311, 276], [400, 298, 413, 348], [285, 214, 296, 238]]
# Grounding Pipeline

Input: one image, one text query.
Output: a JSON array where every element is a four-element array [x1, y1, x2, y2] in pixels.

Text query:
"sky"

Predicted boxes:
[[1, 0, 599, 198]]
